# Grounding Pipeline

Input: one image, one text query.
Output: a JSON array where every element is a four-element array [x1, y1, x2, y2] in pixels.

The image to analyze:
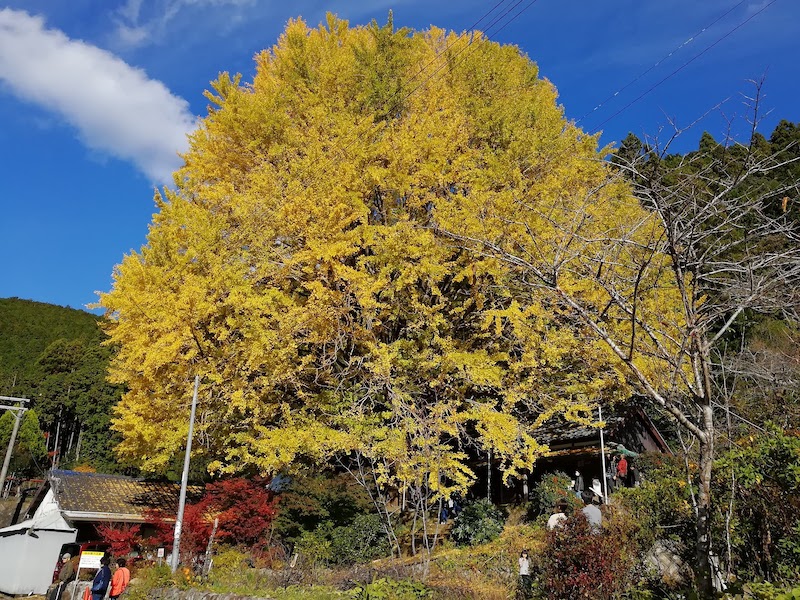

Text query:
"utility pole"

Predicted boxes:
[[599, 404, 608, 504], [0, 396, 29, 497], [171, 375, 200, 572], [75, 425, 83, 461], [486, 448, 492, 502], [67, 418, 77, 455], [53, 404, 63, 469]]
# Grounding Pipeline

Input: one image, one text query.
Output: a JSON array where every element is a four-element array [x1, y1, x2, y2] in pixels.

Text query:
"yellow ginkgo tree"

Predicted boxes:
[[99, 14, 676, 553]]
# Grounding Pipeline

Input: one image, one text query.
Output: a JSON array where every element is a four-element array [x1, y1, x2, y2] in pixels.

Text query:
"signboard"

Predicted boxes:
[[78, 551, 105, 570], [157, 548, 165, 558]]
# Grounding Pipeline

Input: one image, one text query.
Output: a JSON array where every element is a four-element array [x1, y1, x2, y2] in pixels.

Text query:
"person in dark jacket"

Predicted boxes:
[[572, 470, 584, 498], [91, 556, 112, 600]]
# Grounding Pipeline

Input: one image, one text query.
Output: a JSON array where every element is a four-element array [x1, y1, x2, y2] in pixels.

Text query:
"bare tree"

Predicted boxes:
[[436, 84, 800, 596]]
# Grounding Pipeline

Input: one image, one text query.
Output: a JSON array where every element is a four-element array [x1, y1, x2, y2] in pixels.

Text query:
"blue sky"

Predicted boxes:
[[1, 0, 798, 312]]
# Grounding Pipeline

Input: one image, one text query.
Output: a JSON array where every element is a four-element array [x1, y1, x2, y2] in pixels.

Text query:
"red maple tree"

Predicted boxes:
[[94, 522, 141, 557], [139, 477, 278, 560], [196, 476, 278, 549]]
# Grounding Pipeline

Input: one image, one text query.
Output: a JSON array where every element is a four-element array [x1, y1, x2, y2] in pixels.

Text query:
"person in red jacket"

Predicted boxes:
[[617, 455, 629, 486], [109, 558, 131, 600]]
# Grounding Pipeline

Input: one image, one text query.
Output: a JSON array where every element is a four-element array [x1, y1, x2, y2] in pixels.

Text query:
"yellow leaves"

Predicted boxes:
[[441, 350, 505, 388], [460, 402, 547, 483], [100, 13, 649, 492], [222, 418, 355, 475]]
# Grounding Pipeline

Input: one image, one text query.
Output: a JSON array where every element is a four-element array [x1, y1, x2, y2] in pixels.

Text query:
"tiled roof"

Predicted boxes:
[[49, 470, 203, 522], [531, 407, 628, 445]]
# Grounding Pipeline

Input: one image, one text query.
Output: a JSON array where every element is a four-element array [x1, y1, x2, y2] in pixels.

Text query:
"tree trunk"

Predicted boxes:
[[695, 405, 715, 598]]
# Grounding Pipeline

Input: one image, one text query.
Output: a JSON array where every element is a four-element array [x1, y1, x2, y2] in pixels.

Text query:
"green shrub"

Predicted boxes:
[[296, 524, 333, 565], [329, 513, 391, 565], [273, 473, 374, 543], [527, 471, 582, 519], [450, 498, 506, 546], [205, 545, 269, 591], [125, 564, 175, 600], [775, 522, 800, 582], [615, 453, 694, 555], [714, 428, 800, 584], [743, 582, 800, 600], [349, 577, 432, 599], [294, 513, 391, 566]]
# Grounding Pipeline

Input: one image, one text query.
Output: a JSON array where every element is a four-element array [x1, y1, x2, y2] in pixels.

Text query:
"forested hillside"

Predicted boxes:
[[0, 297, 101, 390], [0, 298, 124, 474]]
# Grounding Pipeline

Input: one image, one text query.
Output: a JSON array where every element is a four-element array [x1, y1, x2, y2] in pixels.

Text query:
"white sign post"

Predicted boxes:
[[79, 551, 105, 570], [72, 551, 105, 599]]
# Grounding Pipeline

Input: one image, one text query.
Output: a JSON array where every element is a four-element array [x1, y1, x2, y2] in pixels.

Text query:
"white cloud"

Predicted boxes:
[[747, 0, 770, 14], [116, 24, 150, 47], [0, 9, 196, 183], [113, 0, 255, 49]]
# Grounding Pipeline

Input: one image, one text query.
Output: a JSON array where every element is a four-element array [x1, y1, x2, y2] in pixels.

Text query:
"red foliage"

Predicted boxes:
[[140, 478, 278, 560], [541, 512, 630, 600], [142, 508, 174, 551], [141, 506, 209, 562], [194, 476, 278, 549], [180, 502, 213, 558], [94, 522, 141, 557]]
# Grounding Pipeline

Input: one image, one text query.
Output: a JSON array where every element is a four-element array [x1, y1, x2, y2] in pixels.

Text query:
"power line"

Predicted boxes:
[[399, 0, 541, 105], [288, 0, 543, 186], [575, 0, 751, 126], [285, 0, 536, 185], [591, 0, 780, 133], [397, 0, 513, 99], [492, 0, 541, 37]]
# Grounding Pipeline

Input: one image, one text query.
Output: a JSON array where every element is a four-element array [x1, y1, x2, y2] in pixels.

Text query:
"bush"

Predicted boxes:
[[293, 513, 391, 566], [450, 499, 506, 546], [775, 522, 800, 582], [349, 577, 432, 599], [199, 476, 279, 549], [527, 472, 582, 519], [539, 512, 631, 600], [95, 522, 141, 556], [615, 453, 694, 556], [740, 582, 800, 600], [206, 546, 256, 585], [125, 564, 175, 600], [273, 473, 374, 543], [714, 428, 800, 584], [296, 524, 333, 565], [330, 514, 391, 565]]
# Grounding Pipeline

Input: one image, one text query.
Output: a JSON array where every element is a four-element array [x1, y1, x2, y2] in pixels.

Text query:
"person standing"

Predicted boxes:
[[109, 558, 131, 600], [518, 549, 532, 598], [616, 455, 628, 487], [451, 495, 462, 516], [572, 470, 584, 498], [581, 492, 603, 530], [547, 499, 569, 530], [91, 556, 112, 600], [606, 456, 618, 493], [628, 458, 641, 487], [57, 553, 75, 583]]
